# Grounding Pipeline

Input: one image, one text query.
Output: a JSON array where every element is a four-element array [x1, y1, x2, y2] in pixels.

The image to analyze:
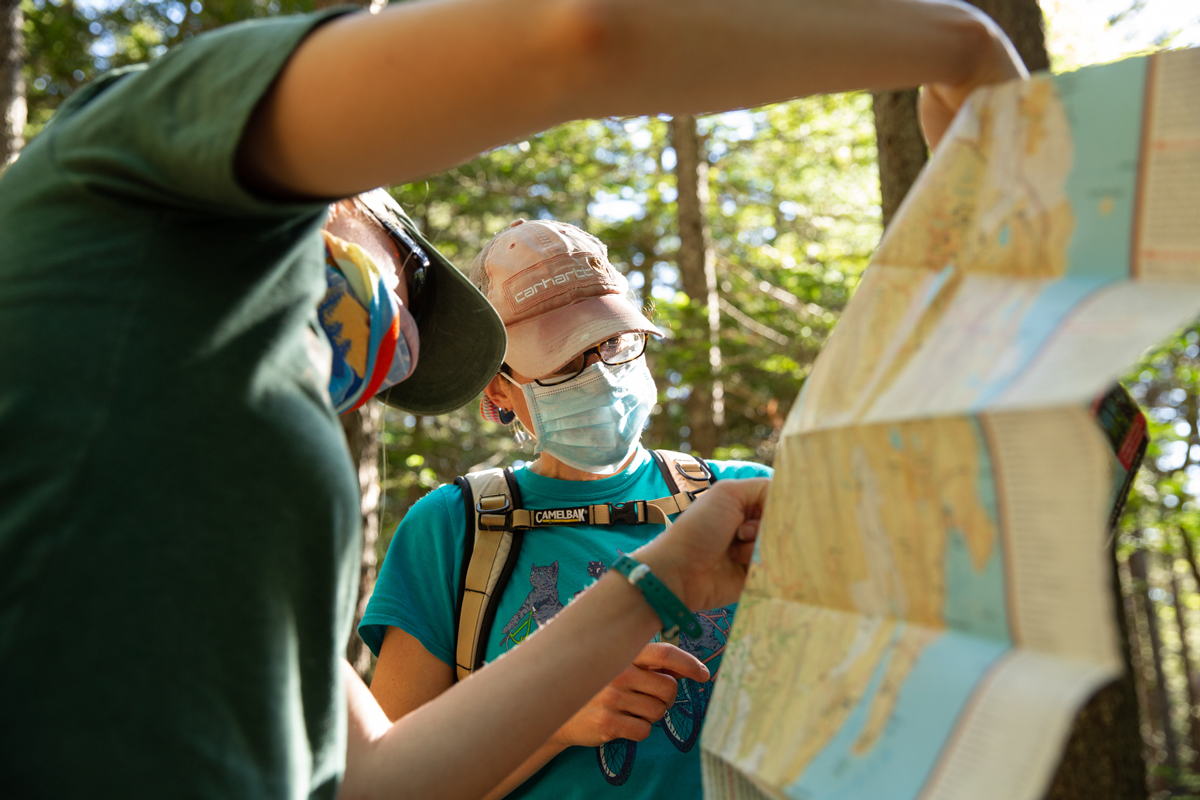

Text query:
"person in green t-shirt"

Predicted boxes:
[[0, 2, 1024, 798]]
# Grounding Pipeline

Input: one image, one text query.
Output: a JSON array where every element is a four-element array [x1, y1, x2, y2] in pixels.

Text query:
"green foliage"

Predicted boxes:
[[1121, 325, 1200, 551], [22, 0, 312, 137]]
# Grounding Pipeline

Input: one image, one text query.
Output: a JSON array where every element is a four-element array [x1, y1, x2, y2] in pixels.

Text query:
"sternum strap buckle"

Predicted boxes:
[[607, 500, 646, 526]]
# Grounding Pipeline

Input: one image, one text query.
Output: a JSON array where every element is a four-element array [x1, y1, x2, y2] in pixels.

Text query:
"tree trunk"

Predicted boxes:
[[870, 90, 926, 230], [670, 114, 722, 457], [1167, 562, 1200, 760], [872, 2, 1146, 795], [0, 0, 24, 168], [1129, 547, 1176, 790], [1181, 528, 1200, 612], [342, 401, 383, 680], [1043, 547, 1149, 800], [1120, 555, 1158, 780]]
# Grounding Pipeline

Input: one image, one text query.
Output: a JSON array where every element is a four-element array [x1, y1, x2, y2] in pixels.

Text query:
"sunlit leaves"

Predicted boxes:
[[1123, 325, 1200, 556], [22, 0, 313, 139]]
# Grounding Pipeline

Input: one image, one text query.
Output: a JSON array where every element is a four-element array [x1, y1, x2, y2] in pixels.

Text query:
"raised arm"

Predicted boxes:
[[338, 477, 767, 800], [238, 0, 1025, 198]]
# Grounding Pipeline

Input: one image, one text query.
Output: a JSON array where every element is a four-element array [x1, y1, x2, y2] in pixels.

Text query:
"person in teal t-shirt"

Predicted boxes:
[[361, 220, 772, 800]]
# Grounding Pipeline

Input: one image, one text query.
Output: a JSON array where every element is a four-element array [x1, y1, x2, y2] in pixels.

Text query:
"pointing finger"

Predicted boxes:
[[633, 642, 709, 683]]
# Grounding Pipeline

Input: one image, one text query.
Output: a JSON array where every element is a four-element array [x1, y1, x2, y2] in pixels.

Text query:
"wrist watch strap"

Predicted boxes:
[[610, 555, 702, 639]]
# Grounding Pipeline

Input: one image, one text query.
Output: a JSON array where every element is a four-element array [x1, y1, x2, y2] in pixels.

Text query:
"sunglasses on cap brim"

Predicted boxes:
[[358, 201, 432, 329]]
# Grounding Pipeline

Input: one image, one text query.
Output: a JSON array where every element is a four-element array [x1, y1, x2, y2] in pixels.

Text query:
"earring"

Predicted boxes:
[[480, 395, 507, 424], [498, 407, 515, 425]]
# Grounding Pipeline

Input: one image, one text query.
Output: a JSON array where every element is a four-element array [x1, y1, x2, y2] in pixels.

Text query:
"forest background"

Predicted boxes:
[[7, 0, 1200, 796]]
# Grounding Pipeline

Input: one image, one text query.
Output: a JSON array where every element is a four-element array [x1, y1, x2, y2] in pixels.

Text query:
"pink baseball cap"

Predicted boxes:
[[469, 220, 662, 378]]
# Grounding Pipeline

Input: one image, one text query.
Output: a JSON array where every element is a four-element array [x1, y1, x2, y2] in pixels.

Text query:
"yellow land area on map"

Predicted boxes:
[[876, 77, 1075, 279], [703, 416, 1000, 788], [795, 76, 1076, 432]]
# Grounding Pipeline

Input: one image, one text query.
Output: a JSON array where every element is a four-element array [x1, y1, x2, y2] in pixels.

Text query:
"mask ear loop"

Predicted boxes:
[[511, 419, 531, 446]]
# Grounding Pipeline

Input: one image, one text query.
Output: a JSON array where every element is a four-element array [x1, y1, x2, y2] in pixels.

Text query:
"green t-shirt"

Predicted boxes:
[[0, 11, 361, 798]]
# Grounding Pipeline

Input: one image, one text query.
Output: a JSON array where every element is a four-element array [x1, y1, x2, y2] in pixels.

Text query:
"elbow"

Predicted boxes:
[[554, 0, 621, 60], [538, 0, 630, 106], [948, 5, 1028, 85]]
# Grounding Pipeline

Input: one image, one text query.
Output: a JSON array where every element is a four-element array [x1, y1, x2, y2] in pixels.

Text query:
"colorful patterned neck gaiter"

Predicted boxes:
[[318, 231, 420, 415]]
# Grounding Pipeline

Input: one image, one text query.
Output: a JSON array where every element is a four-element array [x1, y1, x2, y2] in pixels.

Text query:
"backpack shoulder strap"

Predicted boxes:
[[453, 467, 525, 681], [651, 449, 717, 491], [646, 450, 717, 525]]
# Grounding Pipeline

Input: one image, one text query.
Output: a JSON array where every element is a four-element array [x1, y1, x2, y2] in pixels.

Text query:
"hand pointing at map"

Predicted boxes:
[[637, 478, 770, 614]]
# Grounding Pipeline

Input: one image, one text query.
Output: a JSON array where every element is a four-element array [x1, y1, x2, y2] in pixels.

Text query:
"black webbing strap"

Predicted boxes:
[[452, 475, 476, 649], [650, 450, 681, 494]]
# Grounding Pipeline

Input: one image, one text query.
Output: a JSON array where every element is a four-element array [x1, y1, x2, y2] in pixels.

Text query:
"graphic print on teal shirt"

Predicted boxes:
[[359, 448, 772, 800], [500, 561, 566, 650]]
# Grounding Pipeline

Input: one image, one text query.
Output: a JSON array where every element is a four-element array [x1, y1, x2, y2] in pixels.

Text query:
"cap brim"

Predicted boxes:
[[504, 295, 662, 379], [377, 238, 506, 416]]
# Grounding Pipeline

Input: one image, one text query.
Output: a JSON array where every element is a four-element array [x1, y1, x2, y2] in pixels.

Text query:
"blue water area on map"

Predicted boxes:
[[970, 417, 1000, 533], [1057, 57, 1147, 281], [944, 529, 1010, 641], [970, 275, 1110, 409], [944, 418, 1011, 641], [785, 526, 1011, 800], [923, 263, 956, 306], [960, 59, 1148, 409], [784, 628, 1009, 800]]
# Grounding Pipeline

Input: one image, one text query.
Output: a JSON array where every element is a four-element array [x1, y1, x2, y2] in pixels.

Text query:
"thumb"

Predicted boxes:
[[634, 642, 710, 683]]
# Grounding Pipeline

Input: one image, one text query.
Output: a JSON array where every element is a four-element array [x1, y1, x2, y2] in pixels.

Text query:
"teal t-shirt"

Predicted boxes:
[[0, 11, 360, 799], [360, 447, 772, 800]]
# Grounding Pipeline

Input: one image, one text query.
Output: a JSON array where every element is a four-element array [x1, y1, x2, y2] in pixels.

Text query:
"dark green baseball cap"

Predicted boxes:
[[357, 190, 506, 416]]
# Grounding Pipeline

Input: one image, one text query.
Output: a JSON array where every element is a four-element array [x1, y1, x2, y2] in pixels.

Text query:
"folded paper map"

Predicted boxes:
[[701, 47, 1199, 800]]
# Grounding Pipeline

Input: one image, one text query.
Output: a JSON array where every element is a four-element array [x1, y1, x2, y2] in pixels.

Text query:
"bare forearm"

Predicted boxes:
[[242, 0, 1016, 197], [571, 0, 1001, 116], [340, 572, 659, 800], [481, 741, 567, 800]]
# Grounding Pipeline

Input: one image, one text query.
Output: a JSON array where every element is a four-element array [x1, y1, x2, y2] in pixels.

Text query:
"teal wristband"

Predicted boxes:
[[610, 555, 702, 639]]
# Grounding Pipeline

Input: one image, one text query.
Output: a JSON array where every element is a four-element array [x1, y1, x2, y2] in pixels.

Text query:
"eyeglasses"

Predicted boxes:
[[364, 207, 432, 328], [534, 332, 648, 387]]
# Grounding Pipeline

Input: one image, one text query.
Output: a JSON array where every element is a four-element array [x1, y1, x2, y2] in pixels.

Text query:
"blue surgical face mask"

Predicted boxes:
[[507, 359, 658, 474]]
